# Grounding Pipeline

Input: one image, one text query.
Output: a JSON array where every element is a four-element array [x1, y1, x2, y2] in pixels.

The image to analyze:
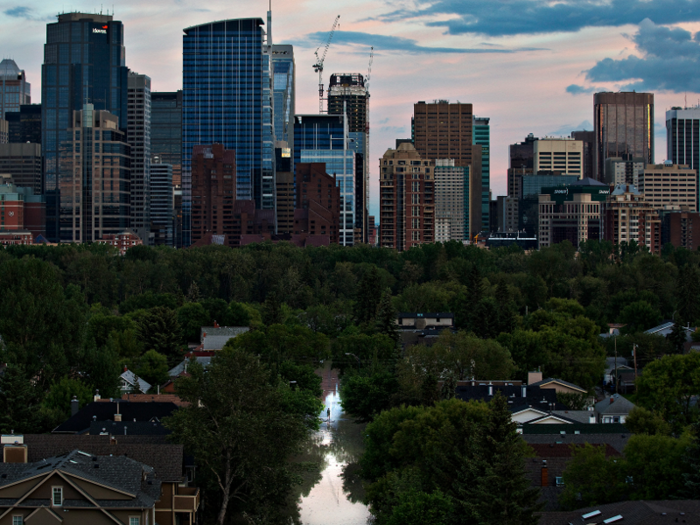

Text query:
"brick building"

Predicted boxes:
[[603, 184, 661, 253], [0, 180, 45, 241], [294, 163, 340, 243], [97, 231, 143, 255], [660, 209, 700, 250], [380, 142, 434, 251]]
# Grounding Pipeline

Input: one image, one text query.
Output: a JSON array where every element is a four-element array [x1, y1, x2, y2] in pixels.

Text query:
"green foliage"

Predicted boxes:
[[624, 433, 691, 500], [386, 490, 454, 525], [227, 301, 251, 326], [0, 364, 46, 434], [341, 371, 399, 422], [43, 377, 93, 420], [559, 443, 625, 510], [636, 352, 700, 431], [119, 292, 179, 314], [135, 307, 184, 367], [135, 350, 170, 389], [177, 302, 210, 343], [556, 392, 591, 411], [624, 407, 671, 436], [163, 349, 308, 525], [619, 300, 662, 334], [354, 266, 383, 325]]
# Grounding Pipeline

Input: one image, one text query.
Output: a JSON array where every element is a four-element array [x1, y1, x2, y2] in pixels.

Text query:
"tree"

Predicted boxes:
[[136, 307, 183, 367], [354, 266, 383, 325], [559, 444, 625, 510], [455, 393, 542, 525], [386, 491, 454, 525], [135, 350, 170, 389], [624, 433, 691, 500], [163, 349, 307, 525], [341, 371, 399, 422], [0, 364, 43, 433], [376, 289, 399, 342], [619, 300, 662, 334], [43, 377, 93, 420], [636, 352, 700, 431], [177, 302, 210, 343], [676, 265, 700, 323], [678, 419, 700, 498], [668, 316, 687, 354], [261, 291, 283, 326]]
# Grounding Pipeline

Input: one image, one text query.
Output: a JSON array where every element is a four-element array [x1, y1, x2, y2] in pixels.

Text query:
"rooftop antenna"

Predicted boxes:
[[267, 0, 272, 47]]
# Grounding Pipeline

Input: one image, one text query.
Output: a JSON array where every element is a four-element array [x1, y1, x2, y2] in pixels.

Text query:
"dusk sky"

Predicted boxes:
[[2, 0, 699, 217]]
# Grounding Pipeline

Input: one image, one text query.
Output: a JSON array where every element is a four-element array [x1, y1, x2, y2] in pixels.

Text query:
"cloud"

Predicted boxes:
[[296, 30, 546, 54], [546, 121, 594, 136], [566, 85, 596, 95], [4, 6, 52, 21], [372, 0, 700, 37], [584, 19, 700, 93]]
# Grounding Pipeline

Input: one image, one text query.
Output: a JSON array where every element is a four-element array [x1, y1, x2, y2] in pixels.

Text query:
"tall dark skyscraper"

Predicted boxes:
[[151, 91, 182, 186], [594, 92, 654, 181], [42, 12, 128, 242], [0, 59, 31, 117], [182, 18, 274, 246], [328, 73, 368, 243], [666, 107, 700, 171], [6, 104, 41, 144], [272, 45, 294, 151]]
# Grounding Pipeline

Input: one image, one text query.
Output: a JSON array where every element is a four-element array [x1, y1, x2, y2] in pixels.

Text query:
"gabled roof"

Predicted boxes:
[[52, 402, 179, 434], [595, 394, 636, 415], [527, 413, 578, 425], [528, 377, 587, 394], [120, 370, 151, 393]]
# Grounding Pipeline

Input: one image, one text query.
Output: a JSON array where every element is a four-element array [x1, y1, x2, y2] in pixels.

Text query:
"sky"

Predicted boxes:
[[2, 0, 700, 218]]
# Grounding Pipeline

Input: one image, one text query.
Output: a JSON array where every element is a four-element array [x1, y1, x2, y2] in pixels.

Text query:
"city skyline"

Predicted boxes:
[[1, 1, 699, 218]]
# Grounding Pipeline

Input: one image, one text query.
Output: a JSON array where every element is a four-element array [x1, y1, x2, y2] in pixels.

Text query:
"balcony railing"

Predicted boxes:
[[174, 487, 200, 512]]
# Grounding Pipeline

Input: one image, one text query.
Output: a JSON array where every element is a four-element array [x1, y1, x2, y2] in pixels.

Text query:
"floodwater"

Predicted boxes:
[[297, 365, 370, 525]]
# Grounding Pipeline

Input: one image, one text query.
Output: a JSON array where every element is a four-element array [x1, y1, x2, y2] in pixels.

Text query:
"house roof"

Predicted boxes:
[[119, 393, 188, 406], [526, 413, 580, 425], [168, 356, 212, 377], [595, 394, 636, 415], [0, 449, 162, 507], [456, 384, 565, 412], [550, 410, 594, 424], [397, 312, 454, 318], [120, 369, 151, 393], [539, 500, 700, 525], [88, 421, 170, 436], [522, 432, 630, 454], [52, 401, 179, 434], [528, 377, 587, 394], [528, 443, 621, 458], [15, 434, 183, 482]]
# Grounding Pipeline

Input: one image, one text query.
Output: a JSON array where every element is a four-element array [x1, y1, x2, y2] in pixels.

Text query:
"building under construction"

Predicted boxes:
[[328, 73, 369, 243]]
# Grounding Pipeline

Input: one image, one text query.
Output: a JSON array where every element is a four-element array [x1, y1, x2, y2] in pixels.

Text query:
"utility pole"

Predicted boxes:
[[633, 343, 638, 393]]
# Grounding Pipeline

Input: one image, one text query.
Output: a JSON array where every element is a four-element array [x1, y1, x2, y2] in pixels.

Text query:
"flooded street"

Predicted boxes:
[[297, 364, 370, 525]]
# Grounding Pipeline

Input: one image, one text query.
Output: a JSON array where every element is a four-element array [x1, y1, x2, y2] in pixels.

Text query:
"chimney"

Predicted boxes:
[[3, 445, 27, 464], [528, 371, 543, 385], [114, 413, 122, 422], [110, 436, 117, 445], [488, 384, 493, 396], [589, 412, 596, 424], [522, 385, 527, 398], [94, 389, 101, 402], [71, 395, 79, 416], [610, 397, 614, 404], [541, 460, 548, 487], [123, 365, 128, 372]]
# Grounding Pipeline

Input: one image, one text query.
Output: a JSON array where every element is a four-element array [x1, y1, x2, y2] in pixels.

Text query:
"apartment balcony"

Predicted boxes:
[[174, 487, 201, 515]]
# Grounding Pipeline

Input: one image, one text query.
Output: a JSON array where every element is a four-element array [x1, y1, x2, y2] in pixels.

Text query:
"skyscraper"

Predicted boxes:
[[473, 117, 490, 232], [0, 59, 31, 117], [59, 104, 131, 242], [272, 45, 294, 150], [6, 104, 41, 144], [42, 12, 129, 242], [379, 142, 434, 251], [666, 107, 700, 171], [150, 160, 174, 247], [182, 18, 275, 245], [127, 72, 151, 243], [294, 114, 356, 245], [328, 73, 369, 243], [594, 92, 654, 180]]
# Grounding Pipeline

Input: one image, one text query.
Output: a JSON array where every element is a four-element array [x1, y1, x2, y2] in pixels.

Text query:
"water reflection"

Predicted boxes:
[[297, 366, 370, 525]]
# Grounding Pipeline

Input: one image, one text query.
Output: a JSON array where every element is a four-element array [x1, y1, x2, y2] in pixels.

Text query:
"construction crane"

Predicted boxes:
[[313, 15, 340, 113], [365, 47, 373, 133]]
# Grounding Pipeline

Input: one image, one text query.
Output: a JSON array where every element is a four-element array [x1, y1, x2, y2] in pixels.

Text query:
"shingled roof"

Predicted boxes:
[[53, 401, 179, 434]]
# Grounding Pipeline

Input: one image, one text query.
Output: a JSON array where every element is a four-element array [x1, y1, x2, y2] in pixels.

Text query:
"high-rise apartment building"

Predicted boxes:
[[571, 130, 595, 179], [127, 72, 151, 243], [473, 117, 490, 232], [594, 92, 654, 180], [42, 12, 129, 242], [413, 101, 473, 165], [59, 104, 131, 243], [603, 156, 646, 186], [294, 114, 357, 245], [434, 160, 466, 242], [638, 164, 698, 211], [272, 45, 295, 150], [0, 59, 31, 117], [294, 163, 341, 243], [328, 73, 369, 243], [150, 160, 173, 247], [0, 143, 43, 194], [379, 143, 434, 251], [6, 104, 41, 144], [533, 138, 583, 177], [275, 147, 294, 234], [603, 184, 661, 253], [182, 18, 275, 247]]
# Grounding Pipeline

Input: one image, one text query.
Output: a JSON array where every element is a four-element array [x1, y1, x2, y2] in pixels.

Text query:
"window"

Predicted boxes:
[[13, 516, 23, 525], [52, 486, 63, 506], [129, 518, 140, 525]]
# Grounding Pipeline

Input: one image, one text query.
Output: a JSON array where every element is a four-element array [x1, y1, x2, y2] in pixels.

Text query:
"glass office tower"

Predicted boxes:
[[473, 117, 490, 232], [42, 12, 128, 241], [182, 18, 274, 246], [294, 114, 356, 246], [272, 45, 294, 150]]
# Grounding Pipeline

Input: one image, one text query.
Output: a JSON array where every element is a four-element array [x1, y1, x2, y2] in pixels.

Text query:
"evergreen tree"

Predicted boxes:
[[0, 364, 42, 434], [668, 315, 688, 354], [676, 265, 700, 324], [678, 419, 700, 498], [261, 291, 283, 326], [354, 267, 383, 325], [468, 264, 485, 305], [376, 289, 399, 342], [136, 307, 183, 368], [455, 393, 542, 525]]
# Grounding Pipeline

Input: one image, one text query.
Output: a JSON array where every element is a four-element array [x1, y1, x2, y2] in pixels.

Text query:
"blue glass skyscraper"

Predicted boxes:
[[294, 114, 356, 245], [272, 45, 295, 151], [182, 18, 274, 245], [473, 117, 490, 232], [42, 12, 128, 242]]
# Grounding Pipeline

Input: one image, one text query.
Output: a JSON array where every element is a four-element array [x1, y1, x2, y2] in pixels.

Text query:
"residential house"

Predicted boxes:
[[645, 321, 695, 341], [1, 434, 200, 525], [0, 447, 161, 525], [120, 368, 151, 394], [539, 500, 700, 525], [396, 313, 455, 330], [526, 371, 588, 396], [200, 326, 249, 351], [604, 356, 633, 385], [53, 401, 179, 434], [595, 394, 636, 423]]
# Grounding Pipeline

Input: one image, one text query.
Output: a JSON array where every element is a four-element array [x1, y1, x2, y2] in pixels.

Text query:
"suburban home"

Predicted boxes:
[[595, 394, 636, 423], [2, 434, 200, 525], [0, 446, 161, 525], [645, 321, 696, 341], [539, 500, 700, 524], [395, 312, 455, 330], [604, 356, 633, 385], [119, 368, 151, 394], [53, 401, 179, 434], [200, 326, 249, 350], [526, 371, 588, 396]]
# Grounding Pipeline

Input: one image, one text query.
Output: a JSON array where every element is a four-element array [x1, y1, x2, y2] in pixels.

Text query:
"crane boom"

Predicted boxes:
[[313, 15, 340, 113]]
